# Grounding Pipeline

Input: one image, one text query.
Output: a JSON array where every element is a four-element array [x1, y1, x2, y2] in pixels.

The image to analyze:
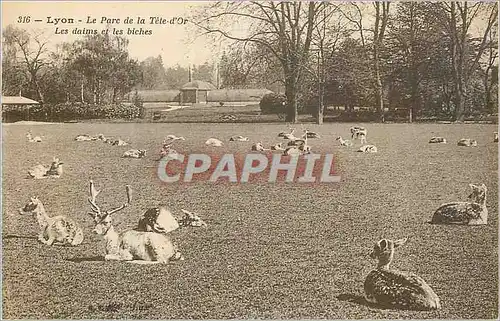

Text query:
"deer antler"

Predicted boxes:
[[106, 185, 131, 216], [88, 180, 102, 215]]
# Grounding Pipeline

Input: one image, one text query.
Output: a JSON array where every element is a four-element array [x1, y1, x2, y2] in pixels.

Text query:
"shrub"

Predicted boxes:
[[2, 103, 144, 122], [131, 90, 145, 119], [259, 93, 287, 115]]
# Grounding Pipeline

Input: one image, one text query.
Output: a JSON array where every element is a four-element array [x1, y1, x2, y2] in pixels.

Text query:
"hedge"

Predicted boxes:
[[2, 102, 144, 122]]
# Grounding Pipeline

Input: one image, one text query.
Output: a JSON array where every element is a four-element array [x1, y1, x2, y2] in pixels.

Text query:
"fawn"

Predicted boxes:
[[364, 238, 441, 310], [20, 197, 83, 246], [431, 184, 488, 225]]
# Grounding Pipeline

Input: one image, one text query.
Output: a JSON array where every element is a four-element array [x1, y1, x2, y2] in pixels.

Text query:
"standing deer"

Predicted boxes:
[[350, 126, 367, 144], [87, 181, 183, 263]]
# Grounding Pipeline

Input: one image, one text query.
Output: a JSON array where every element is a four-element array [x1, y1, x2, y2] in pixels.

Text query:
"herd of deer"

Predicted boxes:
[[20, 179, 206, 264], [19, 125, 494, 311], [202, 125, 374, 155]]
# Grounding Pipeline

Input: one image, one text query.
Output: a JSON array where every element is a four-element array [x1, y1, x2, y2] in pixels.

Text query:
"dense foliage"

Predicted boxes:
[[259, 93, 287, 115], [2, 2, 497, 122]]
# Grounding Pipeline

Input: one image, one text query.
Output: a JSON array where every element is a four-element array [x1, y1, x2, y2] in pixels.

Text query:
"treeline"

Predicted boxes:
[[195, 1, 498, 122], [1, 25, 218, 106], [2, 2, 498, 123]]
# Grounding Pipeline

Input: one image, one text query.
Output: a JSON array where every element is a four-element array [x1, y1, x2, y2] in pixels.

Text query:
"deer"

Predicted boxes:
[[19, 196, 84, 246], [364, 237, 441, 310], [75, 134, 97, 141], [165, 135, 186, 142], [205, 138, 223, 147], [111, 139, 129, 146], [251, 142, 269, 152], [137, 207, 180, 234], [336, 136, 353, 147], [137, 207, 207, 233], [26, 132, 42, 142], [280, 128, 298, 140], [300, 125, 321, 139], [271, 142, 285, 151], [457, 138, 477, 147], [179, 209, 207, 228], [350, 126, 367, 144], [28, 157, 63, 179], [431, 183, 488, 225], [229, 135, 249, 142], [357, 145, 378, 153], [87, 180, 183, 263], [158, 143, 181, 161], [429, 137, 447, 144], [122, 149, 147, 158]]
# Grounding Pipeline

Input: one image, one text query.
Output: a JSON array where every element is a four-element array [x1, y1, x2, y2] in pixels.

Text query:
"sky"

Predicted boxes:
[[2, 1, 222, 67], [2, 1, 494, 67]]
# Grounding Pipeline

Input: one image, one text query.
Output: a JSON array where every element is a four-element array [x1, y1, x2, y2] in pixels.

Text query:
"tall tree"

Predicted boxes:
[[373, 2, 390, 121], [441, 1, 498, 121], [193, 1, 328, 123], [340, 2, 390, 121], [2, 25, 50, 102], [70, 33, 141, 104], [139, 56, 167, 89], [386, 2, 446, 118]]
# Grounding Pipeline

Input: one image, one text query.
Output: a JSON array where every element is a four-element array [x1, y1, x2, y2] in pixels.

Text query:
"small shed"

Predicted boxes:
[[180, 80, 216, 104], [2, 96, 40, 122]]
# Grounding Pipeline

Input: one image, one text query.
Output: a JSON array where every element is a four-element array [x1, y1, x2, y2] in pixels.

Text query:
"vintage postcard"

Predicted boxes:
[[1, 1, 498, 319]]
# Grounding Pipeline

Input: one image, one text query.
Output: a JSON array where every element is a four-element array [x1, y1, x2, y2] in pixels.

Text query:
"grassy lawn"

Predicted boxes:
[[2, 122, 498, 319]]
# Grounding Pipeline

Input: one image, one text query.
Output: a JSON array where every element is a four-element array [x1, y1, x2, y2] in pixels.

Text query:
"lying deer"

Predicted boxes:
[[229, 135, 249, 142], [251, 142, 269, 152], [357, 145, 378, 153], [158, 143, 181, 161], [429, 137, 447, 144], [19, 196, 84, 246], [75, 134, 97, 141], [271, 142, 285, 151], [87, 181, 183, 263], [431, 183, 488, 225], [336, 136, 353, 147], [179, 209, 207, 227], [122, 149, 147, 158], [457, 138, 477, 147], [165, 135, 186, 142], [364, 238, 441, 310], [26, 132, 42, 143], [205, 138, 223, 147], [111, 139, 129, 146], [137, 207, 207, 232], [28, 157, 63, 179]]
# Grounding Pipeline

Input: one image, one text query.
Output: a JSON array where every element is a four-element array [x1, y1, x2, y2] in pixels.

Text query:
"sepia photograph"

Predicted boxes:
[[1, 1, 498, 319]]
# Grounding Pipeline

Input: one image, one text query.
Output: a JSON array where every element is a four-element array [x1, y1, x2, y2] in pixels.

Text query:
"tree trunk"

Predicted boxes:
[[374, 51, 385, 122], [316, 52, 324, 125], [454, 84, 466, 122], [81, 81, 85, 103], [317, 88, 324, 125], [284, 69, 299, 123], [285, 82, 298, 123]]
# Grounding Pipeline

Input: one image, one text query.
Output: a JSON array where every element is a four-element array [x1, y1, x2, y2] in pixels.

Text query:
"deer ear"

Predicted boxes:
[[379, 239, 388, 251], [393, 237, 408, 248]]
